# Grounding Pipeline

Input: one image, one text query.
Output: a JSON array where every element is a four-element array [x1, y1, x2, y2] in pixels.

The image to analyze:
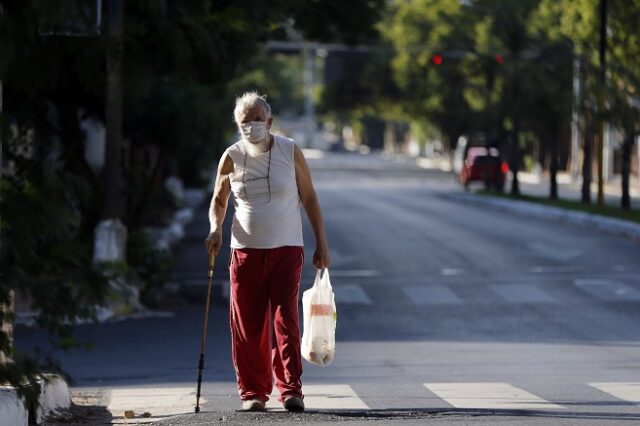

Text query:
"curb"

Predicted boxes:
[[446, 192, 640, 241], [0, 374, 71, 425], [37, 374, 72, 423], [0, 387, 27, 426]]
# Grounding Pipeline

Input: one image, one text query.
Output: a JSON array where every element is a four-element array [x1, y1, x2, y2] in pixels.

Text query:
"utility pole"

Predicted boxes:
[[596, 0, 607, 208], [94, 0, 127, 263]]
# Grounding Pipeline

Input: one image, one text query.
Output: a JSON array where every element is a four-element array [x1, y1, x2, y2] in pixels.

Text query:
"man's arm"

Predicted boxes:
[[204, 152, 233, 256], [294, 144, 330, 269]]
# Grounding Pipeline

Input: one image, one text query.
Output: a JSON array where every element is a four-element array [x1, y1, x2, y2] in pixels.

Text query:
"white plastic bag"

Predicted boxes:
[[301, 269, 337, 367]]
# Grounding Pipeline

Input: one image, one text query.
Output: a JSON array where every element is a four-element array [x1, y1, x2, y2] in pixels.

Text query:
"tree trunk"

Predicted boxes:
[[549, 133, 559, 200], [509, 61, 521, 197], [581, 126, 593, 204], [0, 80, 11, 367], [620, 131, 633, 210], [448, 129, 460, 174], [0, 291, 14, 366], [103, 0, 124, 220], [132, 145, 168, 227], [509, 128, 521, 197]]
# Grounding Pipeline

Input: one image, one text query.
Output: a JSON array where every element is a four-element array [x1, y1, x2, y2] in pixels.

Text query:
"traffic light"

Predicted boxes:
[[494, 54, 504, 65], [431, 54, 443, 65]]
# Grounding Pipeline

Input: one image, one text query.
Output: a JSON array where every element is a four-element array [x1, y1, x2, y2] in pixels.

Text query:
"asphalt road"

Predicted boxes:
[[17, 151, 640, 425]]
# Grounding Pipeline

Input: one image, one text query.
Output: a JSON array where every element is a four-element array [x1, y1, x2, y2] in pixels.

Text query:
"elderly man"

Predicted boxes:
[[205, 92, 330, 412]]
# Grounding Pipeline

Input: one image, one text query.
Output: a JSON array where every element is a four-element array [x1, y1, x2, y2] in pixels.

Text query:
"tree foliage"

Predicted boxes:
[[380, 0, 475, 152], [607, 0, 640, 209], [366, 0, 638, 203]]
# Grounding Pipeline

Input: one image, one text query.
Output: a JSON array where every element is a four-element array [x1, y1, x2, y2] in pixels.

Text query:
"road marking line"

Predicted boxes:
[[574, 279, 640, 301], [108, 387, 201, 422], [403, 286, 463, 305], [531, 266, 583, 273], [490, 284, 557, 304], [589, 383, 640, 405], [325, 270, 379, 278], [268, 384, 369, 411], [334, 285, 372, 305], [528, 242, 582, 261], [226, 281, 374, 305], [423, 383, 563, 410]]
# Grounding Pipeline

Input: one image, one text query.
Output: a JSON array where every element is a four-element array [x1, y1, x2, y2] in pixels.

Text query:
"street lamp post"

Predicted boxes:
[[596, 0, 607, 208]]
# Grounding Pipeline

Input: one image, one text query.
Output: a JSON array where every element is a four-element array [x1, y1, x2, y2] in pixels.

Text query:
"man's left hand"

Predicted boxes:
[[313, 244, 330, 269]]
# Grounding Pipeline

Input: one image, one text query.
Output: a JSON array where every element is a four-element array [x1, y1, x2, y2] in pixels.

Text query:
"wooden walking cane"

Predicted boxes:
[[195, 250, 215, 413]]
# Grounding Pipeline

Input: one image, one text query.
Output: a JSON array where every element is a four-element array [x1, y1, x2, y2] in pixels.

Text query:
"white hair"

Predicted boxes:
[[233, 91, 271, 125]]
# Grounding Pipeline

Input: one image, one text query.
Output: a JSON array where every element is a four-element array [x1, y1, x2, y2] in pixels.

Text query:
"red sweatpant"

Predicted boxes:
[[229, 246, 304, 403]]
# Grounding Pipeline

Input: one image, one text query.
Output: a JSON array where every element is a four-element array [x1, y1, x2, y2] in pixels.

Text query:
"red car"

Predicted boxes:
[[459, 146, 509, 191]]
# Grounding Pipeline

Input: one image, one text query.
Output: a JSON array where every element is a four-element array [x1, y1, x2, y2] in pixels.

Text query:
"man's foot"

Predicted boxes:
[[241, 399, 266, 412], [283, 396, 305, 412]]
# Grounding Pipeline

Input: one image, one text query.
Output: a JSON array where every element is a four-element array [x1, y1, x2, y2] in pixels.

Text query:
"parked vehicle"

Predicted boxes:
[[459, 146, 508, 191]]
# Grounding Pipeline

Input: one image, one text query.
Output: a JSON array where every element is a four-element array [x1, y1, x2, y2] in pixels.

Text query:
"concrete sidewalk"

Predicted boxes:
[[411, 154, 640, 240], [412, 154, 640, 209], [445, 192, 640, 242], [517, 170, 640, 210]]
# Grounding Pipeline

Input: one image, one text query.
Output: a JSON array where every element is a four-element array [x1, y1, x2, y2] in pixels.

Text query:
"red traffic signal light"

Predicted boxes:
[[495, 54, 504, 64], [431, 54, 443, 65]]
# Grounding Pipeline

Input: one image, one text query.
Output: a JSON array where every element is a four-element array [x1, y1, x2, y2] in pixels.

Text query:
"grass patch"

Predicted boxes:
[[477, 190, 640, 225]]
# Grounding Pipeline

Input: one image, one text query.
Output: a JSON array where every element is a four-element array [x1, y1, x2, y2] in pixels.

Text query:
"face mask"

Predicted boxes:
[[240, 121, 267, 143]]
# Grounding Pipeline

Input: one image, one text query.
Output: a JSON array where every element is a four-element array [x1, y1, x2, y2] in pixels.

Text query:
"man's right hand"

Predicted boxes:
[[204, 230, 222, 256]]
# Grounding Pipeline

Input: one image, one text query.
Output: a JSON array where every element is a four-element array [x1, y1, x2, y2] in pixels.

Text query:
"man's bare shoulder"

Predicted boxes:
[[218, 149, 235, 174]]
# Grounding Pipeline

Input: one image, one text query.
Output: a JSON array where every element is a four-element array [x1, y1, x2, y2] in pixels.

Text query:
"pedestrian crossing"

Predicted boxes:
[[575, 279, 640, 302], [268, 384, 368, 411], [101, 381, 640, 422], [402, 285, 463, 305], [423, 382, 564, 410], [588, 383, 640, 406], [219, 277, 640, 306]]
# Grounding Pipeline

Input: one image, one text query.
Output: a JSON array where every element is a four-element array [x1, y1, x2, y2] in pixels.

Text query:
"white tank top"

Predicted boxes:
[[226, 135, 304, 249]]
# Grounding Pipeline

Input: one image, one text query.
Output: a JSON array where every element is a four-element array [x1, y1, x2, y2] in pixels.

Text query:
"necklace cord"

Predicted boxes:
[[241, 136, 272, 202]]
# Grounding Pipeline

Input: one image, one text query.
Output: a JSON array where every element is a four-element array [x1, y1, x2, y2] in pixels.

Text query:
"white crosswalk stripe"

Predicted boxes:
[[575, 279, 640, 302], [403, 285, 463, 305], [423, 382, 564, 410], [268, 384, 369, 411], [490, 284, 557, 304], [222, 282, 373, 306], [326, 269, 379, 278], [589, 382, 640, 405], [334, 285, 373, 305]]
